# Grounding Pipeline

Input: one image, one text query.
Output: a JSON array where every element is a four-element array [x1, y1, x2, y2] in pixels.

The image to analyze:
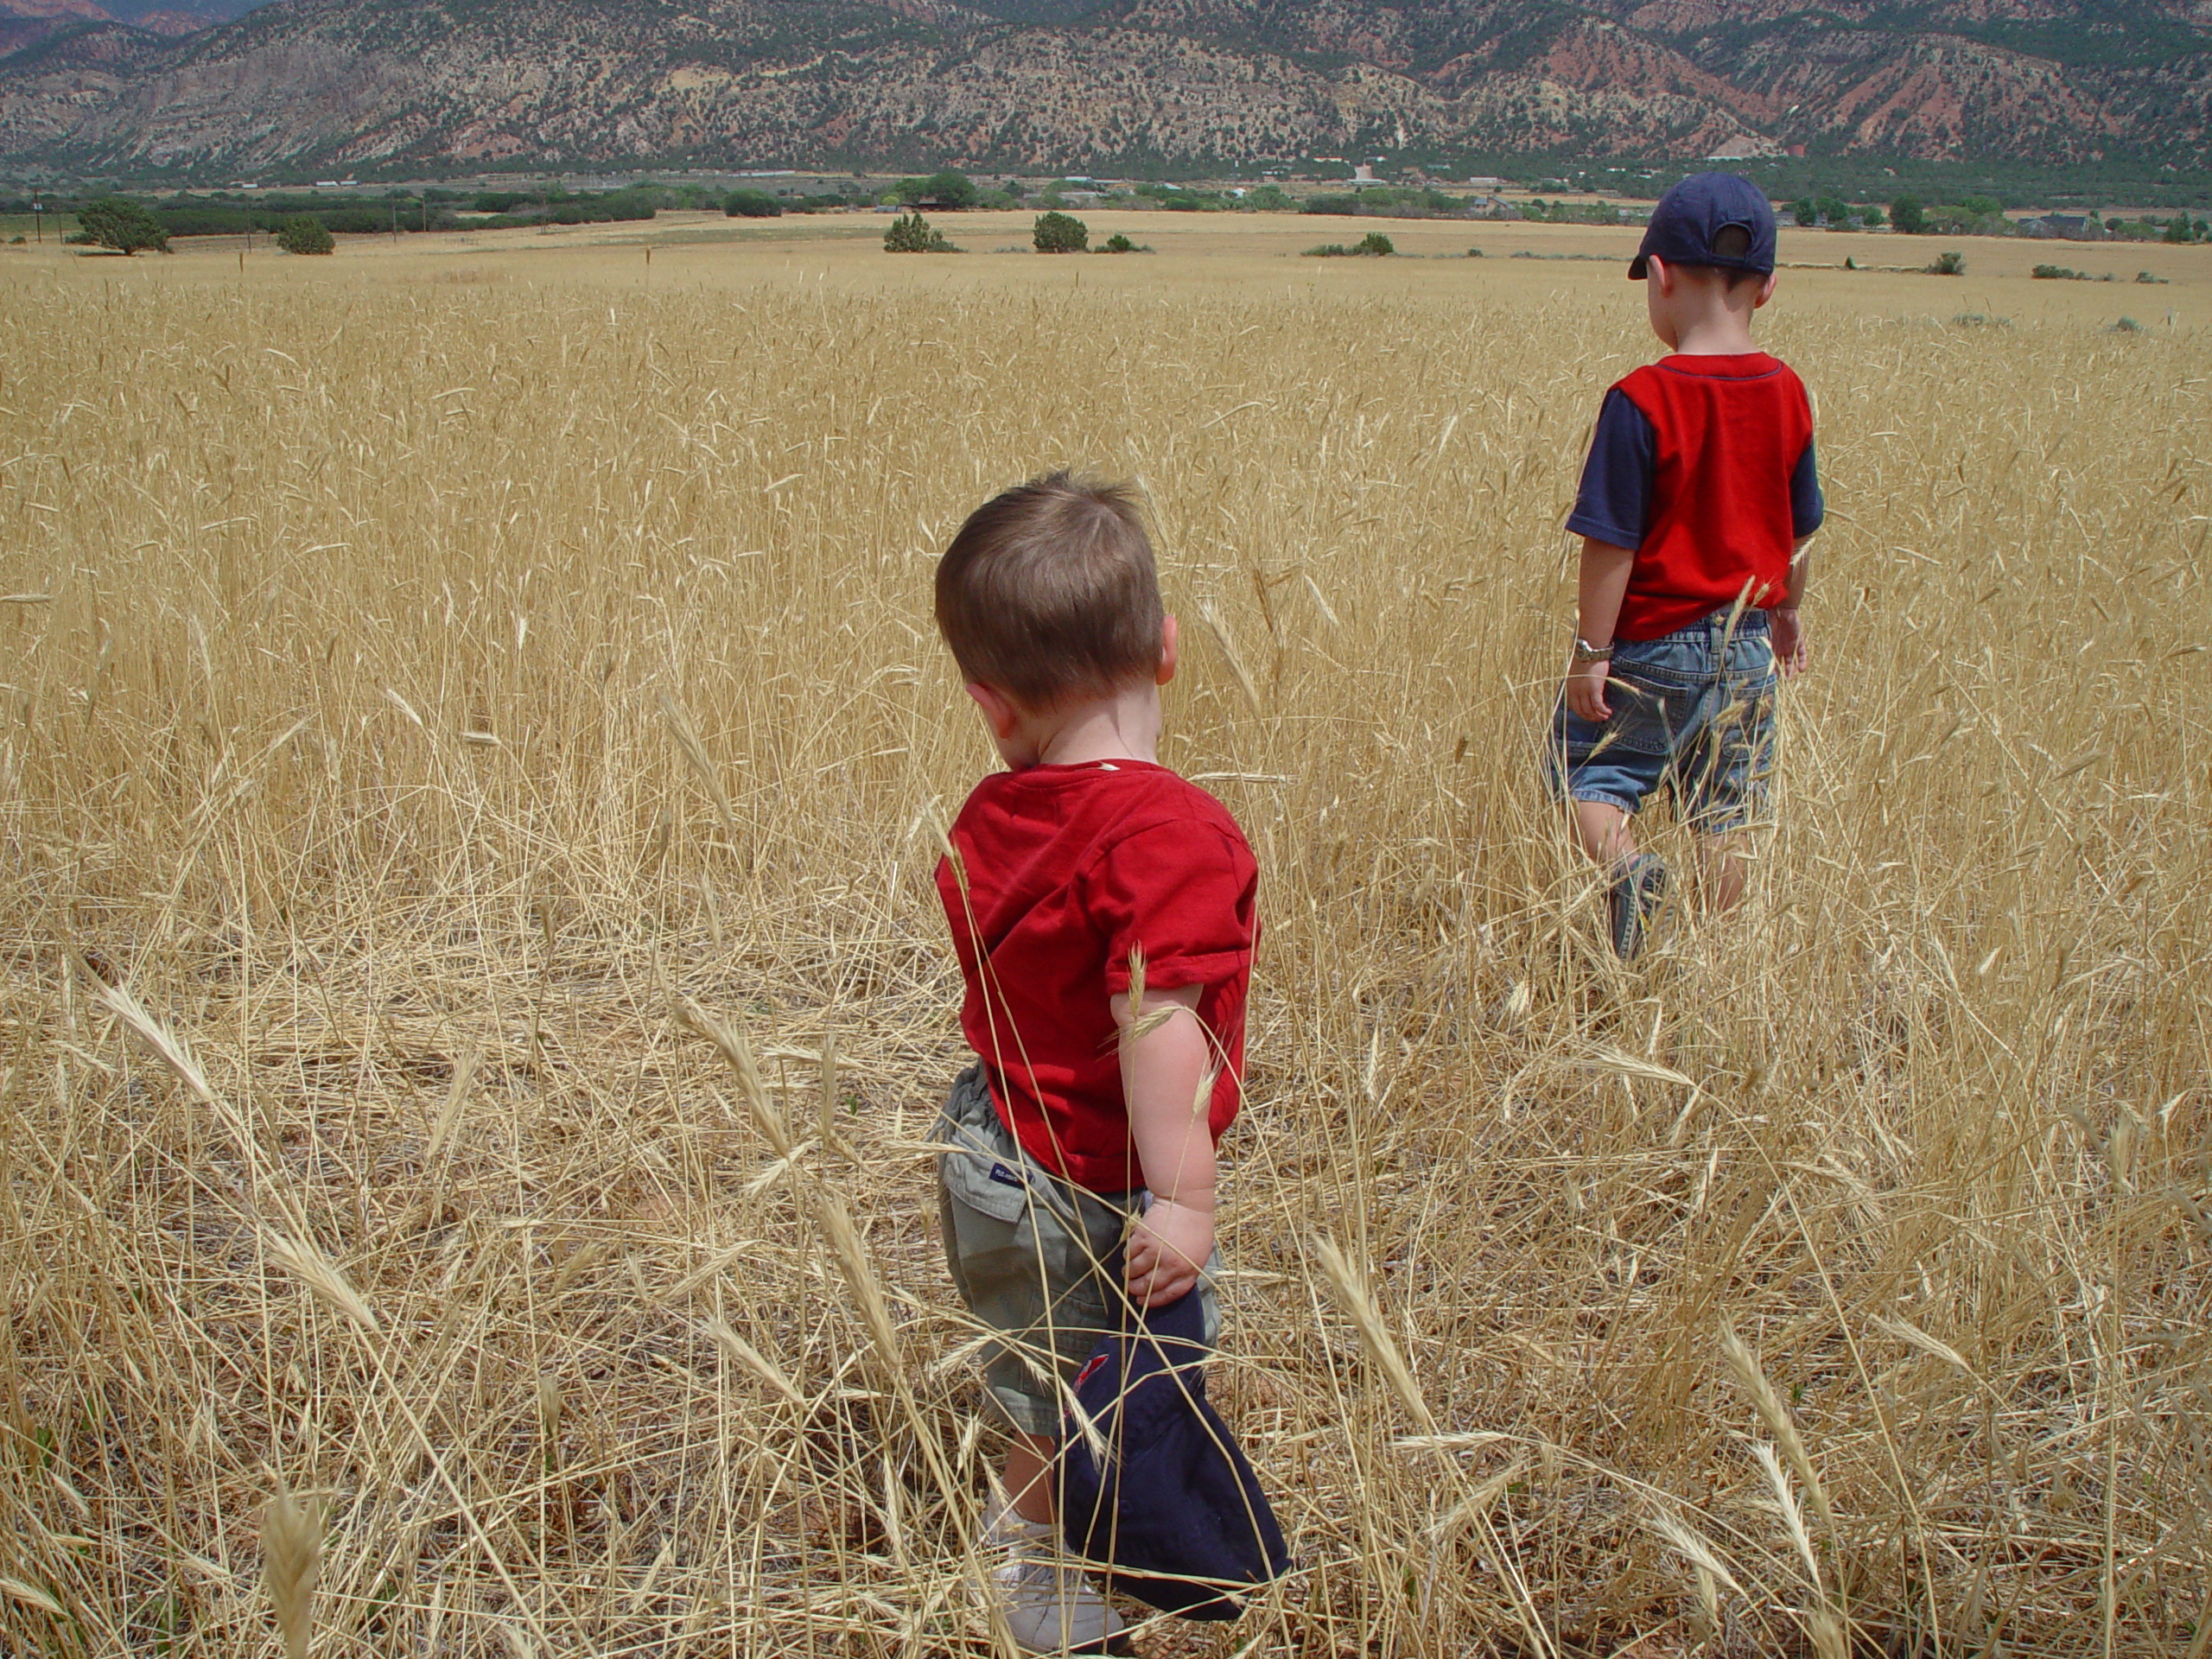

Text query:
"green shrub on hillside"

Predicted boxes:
[[725, 190, 782, 219]]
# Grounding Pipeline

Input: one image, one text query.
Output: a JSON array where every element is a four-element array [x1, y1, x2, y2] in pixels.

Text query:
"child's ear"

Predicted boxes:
[[1157, 614, 1179, 686], [1754, 272, 1779, 308], [965, 682, 1021, 741]]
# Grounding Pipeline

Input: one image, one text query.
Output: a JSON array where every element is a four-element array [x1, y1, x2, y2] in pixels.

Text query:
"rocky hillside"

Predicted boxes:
[[0, 0, 2205, 175]]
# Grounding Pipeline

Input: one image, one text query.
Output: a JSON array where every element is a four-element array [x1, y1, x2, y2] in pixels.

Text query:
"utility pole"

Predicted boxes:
[[31, 199, 41, 244]]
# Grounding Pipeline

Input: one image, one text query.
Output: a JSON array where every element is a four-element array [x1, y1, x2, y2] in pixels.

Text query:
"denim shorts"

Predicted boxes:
[[933, 1065, 1220, 1438], [1548, 607, 1779, 835]]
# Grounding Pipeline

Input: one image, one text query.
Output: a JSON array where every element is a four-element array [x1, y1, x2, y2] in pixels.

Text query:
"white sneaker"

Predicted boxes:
[[982, 1500, 1126, 1656]]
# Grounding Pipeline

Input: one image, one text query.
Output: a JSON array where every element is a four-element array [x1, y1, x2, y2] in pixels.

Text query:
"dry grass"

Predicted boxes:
[[0, 235, 2208, 1657]]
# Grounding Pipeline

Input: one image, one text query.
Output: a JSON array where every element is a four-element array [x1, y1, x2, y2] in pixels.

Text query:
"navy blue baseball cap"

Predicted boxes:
[[1630, 172, 1777, 280], [1057, 1276, 1292, 1620]]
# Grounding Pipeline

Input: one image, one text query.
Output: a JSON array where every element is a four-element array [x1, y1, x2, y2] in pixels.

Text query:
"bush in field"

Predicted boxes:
[[1305, 231, 1395, 257], [883, 212, 957, 253], [725, 190, 782, 219], [1098, 233, 1142, 253], [1926, 249, 1966, 276], [1033, 211, 1088, 253], [276, 217, 334, 255], [75, 196, 168, 254]]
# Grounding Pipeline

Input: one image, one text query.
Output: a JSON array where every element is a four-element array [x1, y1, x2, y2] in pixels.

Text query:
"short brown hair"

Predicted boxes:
[[934, 472, 1164, 710]]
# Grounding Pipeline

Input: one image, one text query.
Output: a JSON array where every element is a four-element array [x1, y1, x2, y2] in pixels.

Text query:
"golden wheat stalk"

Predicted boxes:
[[261, 1486, 322, 1659], [1311, 1234, 1435, 1430], [1639, 1505, 1747, 1602], [814, 1190, 903, 1371], [660, 692, 742, 849], [87, 969, 215, 1103], [264, 1230, 381, 1335], [1721, 1326, 1839, 1541], [704, 1319, 808, 1408], [674, 995, 795, 1160]]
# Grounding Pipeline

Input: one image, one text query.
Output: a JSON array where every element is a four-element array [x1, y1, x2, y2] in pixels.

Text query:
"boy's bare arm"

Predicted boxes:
[[1566, 536, 1637, 721], [1772, 534, 1814, 677], [1111, 982, 1215, 1308]]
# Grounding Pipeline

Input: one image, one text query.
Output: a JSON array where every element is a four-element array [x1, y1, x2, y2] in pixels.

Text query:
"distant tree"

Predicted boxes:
[[1961, 194, 2003, 219], [883, 211, 957, 253], [894, 169, 977, 209], [926, 169, 978, 208], [725, 189, 782, 218], [1815, 194, 1850, 226], [1792, 197, 1818, 226], [1033, 211, 1089, 252], [1356, 230, 1395, 255], [1099, 232, 1139, 252], [1860, 203, 1886, 228], [75, 196, 168, 254], [1891, 195, 1927, 235], [1243, 184, 1293, 212], [276, 217, 334, 255]]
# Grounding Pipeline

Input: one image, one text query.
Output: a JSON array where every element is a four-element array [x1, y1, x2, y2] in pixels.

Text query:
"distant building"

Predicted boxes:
[[1466, 195, 1522, 220], [1351, 163, 1379, 184], [1466, 175, 1503, 190]]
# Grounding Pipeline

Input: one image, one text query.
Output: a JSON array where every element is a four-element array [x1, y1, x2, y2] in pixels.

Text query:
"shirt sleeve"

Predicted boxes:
[[1565, 388, 1656, 550], [1790, 440, 1826, 539], [1083, 822, 1256, 997]]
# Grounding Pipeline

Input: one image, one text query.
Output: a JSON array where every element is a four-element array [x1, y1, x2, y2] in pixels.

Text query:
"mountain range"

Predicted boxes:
[[1, 0, 2207, 177]]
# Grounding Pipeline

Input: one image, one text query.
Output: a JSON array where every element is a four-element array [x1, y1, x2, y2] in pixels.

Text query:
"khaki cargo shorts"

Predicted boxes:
[[932, 1064, 1219, 1438]]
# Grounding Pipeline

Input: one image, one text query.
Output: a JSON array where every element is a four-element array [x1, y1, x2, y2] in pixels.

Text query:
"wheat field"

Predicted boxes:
[[1, 219, 2209, 1658]]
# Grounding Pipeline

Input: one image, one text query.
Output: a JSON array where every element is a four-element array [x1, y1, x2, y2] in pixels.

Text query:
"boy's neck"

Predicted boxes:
[[1648, 258, 1772, 356], [1668, 312, 1762, 355], [1005, 681, 1163, 770]]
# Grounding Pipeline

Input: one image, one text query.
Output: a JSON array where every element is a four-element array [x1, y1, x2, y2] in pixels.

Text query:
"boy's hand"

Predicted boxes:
[[1563, 658, 1613, 722], [1125, 1197, 1213, 1308], [1770, 607, 1809, 677]]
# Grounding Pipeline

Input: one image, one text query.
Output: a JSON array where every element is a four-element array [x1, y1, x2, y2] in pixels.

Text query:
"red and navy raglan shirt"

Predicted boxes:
[[1567, 353, 1825, 642]]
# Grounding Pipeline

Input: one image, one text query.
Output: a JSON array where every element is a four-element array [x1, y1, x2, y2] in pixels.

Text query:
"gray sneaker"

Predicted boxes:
[[982, 1501, 1128, 1656], [1609, 854, 1669, 960]]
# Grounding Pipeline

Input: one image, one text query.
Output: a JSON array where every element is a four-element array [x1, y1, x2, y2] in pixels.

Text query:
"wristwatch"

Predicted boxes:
[[1571, 637, 1615, 664]]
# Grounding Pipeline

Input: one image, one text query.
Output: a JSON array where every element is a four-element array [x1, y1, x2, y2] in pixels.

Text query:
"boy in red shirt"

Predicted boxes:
[[930, 473, 1258, 1653], [1554, 172, 1825, 957]]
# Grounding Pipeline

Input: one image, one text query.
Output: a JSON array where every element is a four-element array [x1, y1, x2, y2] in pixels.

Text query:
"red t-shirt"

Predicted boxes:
[[935, 760, 1258, 1192], [1567, 352, 1823, 642]]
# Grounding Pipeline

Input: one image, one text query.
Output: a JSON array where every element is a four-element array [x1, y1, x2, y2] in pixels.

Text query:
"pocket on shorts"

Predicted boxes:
[[931, 1065, 1039, 1227], [1587, 659, 1697, 758]]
